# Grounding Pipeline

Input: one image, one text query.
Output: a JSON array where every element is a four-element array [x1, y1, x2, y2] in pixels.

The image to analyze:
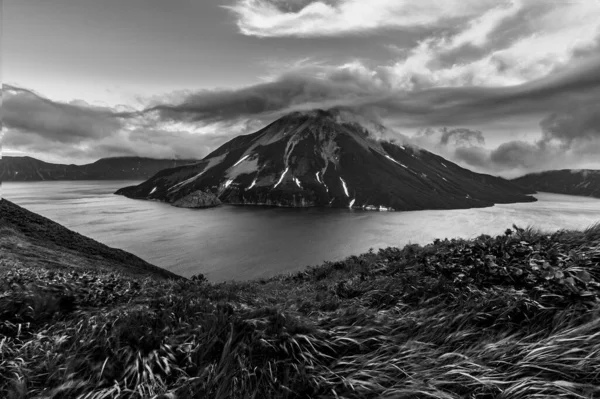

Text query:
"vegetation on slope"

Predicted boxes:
[[1, 224, 600, 398], [0, 199, 179, 279]]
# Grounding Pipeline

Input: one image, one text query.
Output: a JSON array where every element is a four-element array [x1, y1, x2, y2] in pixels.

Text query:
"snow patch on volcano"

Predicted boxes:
[[227, 156, 259, 180], [168, 154, 226, 192], [233, 154, 250, 167], [274, 167, 289, 189], [340, 178, 349, 197], [385, 154, 408, 169], [169, 171, 205, 192]]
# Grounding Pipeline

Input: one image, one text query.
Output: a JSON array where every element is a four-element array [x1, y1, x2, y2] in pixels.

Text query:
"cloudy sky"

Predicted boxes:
[[4, 0, 600, 177]]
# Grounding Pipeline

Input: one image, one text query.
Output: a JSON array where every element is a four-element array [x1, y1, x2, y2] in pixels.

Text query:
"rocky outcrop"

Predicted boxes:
[[172, 190, 221, 208], [116, 109, 535, 211]]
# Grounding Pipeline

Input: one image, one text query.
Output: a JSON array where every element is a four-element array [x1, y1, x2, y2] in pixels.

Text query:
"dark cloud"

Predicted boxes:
[[540, 102, 600, 144], [451, 98, 600, 177], [142, 54, 600, 132], [454, 146, 489, 168], [2, 85, 131, 144], [1, 85, 239, 162], [144, 67, 388, 125], [489, 141, 547, 169], [380, 57, 600, 127]]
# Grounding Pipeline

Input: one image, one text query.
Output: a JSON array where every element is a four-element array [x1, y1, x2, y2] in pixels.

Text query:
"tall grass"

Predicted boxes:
[[1, 225, 599, 398]]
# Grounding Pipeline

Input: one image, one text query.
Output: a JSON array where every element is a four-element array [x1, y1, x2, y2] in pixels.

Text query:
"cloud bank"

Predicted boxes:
[[226, 0, 506, 38], [4, 1, 600, 175], [6, 53, 599, 174], [1, 85, 251, 163]]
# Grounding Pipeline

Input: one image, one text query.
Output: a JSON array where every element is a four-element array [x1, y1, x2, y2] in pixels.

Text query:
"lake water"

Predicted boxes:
[[3, 181, 600, 281]]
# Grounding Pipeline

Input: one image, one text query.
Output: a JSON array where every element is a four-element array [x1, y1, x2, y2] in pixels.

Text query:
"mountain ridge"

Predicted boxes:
[[1, 156, 197, 181], [512, 169, 600, 198]]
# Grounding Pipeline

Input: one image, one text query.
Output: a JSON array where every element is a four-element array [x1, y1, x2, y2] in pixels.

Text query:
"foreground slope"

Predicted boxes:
[[0, 156, 196, 181], [513, 169, 600, 198], [2, 218, 599, 398], [0, 199, 179, 279], [117, 109, 535, 210]]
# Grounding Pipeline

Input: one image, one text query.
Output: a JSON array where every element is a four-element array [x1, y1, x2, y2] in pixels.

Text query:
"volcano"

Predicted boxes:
[[116, 109, 535, 210]]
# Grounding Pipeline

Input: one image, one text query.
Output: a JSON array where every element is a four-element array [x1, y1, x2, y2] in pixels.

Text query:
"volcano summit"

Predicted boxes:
[[116, 110, 535, 210]]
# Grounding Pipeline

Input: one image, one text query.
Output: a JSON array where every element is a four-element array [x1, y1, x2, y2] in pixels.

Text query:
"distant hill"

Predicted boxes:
[[0, 199, 180, 279], [0, 156, 197, 181], [117, 109, 535, 211], [512, 169, 600, 198]]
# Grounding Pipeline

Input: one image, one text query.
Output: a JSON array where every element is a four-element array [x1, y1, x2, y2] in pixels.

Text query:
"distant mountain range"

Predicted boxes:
[[512, 169, 600, 198], [117, 109, 535, 211], [1, 156, 196, 181]]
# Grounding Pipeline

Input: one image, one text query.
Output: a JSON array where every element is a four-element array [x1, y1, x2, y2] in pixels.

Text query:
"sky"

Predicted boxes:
[[3, 0, 600, 177]]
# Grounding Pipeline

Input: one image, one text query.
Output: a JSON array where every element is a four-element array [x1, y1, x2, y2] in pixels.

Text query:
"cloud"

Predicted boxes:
[[228, 0, 600, 93], [144, 63, 390, 124], [440, 128, 485, 146], [540, 102, 600, 145], [489, 141, 549, 169], [5, 0, 600, 175], [225, 0, 497, 38], [2, 85, 129, 143], [383, 1, 600, 90], [449, 97, 600, 177], [144, 53, 600, 129], [2, 85, 255, 163], [6, 48, 600, 171]]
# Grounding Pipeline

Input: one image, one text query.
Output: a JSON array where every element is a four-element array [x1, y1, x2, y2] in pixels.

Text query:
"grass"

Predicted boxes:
[[1, 224, 600, 398], [0, 199, 180, 279]]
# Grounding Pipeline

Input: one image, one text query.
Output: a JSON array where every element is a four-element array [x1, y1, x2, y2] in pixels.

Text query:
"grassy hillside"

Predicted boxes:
[[0, 199, 180, 279], [2, 222, 599, 398]]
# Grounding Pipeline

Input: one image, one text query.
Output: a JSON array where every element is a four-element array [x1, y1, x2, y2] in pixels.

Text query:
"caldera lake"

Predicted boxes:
[[4, 181, 600, 282]]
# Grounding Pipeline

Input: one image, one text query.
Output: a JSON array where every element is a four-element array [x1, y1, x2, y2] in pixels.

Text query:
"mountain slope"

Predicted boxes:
[[512, 169, 600, 198], [0, 199, 180, 279], [117, 109, 535, 211], [0, 156, 196, 181]]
